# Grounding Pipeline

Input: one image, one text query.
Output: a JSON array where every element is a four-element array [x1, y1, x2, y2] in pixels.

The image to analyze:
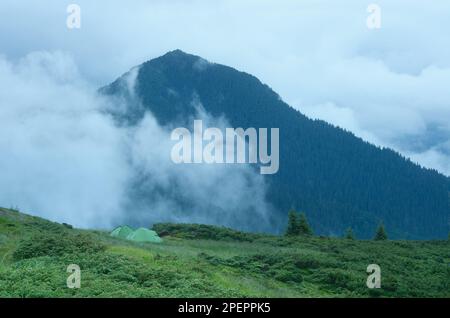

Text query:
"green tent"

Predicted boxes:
[[126, 227, 163, 243], [110, 225, 134, 239]]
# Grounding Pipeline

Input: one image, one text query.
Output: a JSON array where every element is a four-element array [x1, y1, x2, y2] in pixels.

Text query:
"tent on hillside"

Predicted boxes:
[[126, 227, 163, 243], [110, 225, 134, 239]]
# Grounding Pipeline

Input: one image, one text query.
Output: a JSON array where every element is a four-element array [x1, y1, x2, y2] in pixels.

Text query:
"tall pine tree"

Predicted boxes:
[[345, 227, 355, 240], [298, 213, 313, 236], [285, 210, 299, 236], [374, 222, 388, 241]]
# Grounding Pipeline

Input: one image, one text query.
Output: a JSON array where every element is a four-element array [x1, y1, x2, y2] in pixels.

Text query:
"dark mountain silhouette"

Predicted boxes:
[[101, 50, 450, 239]]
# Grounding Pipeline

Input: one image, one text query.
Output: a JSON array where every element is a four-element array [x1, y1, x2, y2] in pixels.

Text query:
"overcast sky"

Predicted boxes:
[[1, 0, 449, 176]]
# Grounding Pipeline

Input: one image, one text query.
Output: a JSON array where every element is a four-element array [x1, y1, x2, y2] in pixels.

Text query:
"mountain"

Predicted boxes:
[[101, 50, 450, 239]]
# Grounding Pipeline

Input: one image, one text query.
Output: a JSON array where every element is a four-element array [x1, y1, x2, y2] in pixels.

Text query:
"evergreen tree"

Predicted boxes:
[[374, 222, 388, 241], [298, 212, 313, 236], [285, 210, 299, 236], [345, 227, 355, 240]]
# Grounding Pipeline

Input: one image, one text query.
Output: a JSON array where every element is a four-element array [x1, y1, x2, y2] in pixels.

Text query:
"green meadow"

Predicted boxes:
[[0, 208, 448, 298]]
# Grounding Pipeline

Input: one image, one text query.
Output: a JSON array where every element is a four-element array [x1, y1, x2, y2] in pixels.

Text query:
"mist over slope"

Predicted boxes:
[[0, 51, 274, 232], [101, 50, 450, 239], [0, 52, 130, 228]]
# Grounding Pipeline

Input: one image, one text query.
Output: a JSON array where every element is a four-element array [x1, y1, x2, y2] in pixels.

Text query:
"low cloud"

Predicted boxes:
[[297, 59, 450, 176], [0, 51, 131, 228], [0, 51, 274, 231], [1, 0, 448, 175]]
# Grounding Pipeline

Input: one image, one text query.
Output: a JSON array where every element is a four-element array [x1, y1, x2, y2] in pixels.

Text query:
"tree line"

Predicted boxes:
[[285, 209, 388, 240]]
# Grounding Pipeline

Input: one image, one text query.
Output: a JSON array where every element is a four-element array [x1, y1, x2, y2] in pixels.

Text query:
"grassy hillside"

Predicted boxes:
[[0, 208, 448, 298]]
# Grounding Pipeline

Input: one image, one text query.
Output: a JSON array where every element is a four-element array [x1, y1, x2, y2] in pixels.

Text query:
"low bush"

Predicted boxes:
[[153, 223, 262, 242], [13, 231, 106, 261], [198, 252, 305, 285]]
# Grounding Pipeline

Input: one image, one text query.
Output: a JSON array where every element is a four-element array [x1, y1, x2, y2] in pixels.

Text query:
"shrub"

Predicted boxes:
[[313, 269, 353, 289], [294, 257, 321, 269], [13, 232, 106, 261], [273, 269, 303, 284], [152, 223, 261, 242]]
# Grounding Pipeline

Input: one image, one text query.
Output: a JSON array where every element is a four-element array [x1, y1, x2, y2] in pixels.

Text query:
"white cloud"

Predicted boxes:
[[0, 51, 274, 230], [0, 52, 131, 228], [0, 0, 449, 177]]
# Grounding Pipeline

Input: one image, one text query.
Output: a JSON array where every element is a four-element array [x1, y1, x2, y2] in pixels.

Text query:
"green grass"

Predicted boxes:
[[0, 208, 448, 298]]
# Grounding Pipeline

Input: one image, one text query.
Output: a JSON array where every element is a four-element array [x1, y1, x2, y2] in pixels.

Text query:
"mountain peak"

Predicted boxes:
[[163, 49, 191, 57], [135, 50, 215, 76], [150, 49, 204, 66]]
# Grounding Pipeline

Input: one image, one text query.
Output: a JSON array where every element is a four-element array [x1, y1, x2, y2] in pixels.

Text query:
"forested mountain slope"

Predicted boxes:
[[101, 50, 450, 239]]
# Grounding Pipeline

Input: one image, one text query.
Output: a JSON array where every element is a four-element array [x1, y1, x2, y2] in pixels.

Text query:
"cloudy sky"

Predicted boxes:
[[1, 0, 449, 179]]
